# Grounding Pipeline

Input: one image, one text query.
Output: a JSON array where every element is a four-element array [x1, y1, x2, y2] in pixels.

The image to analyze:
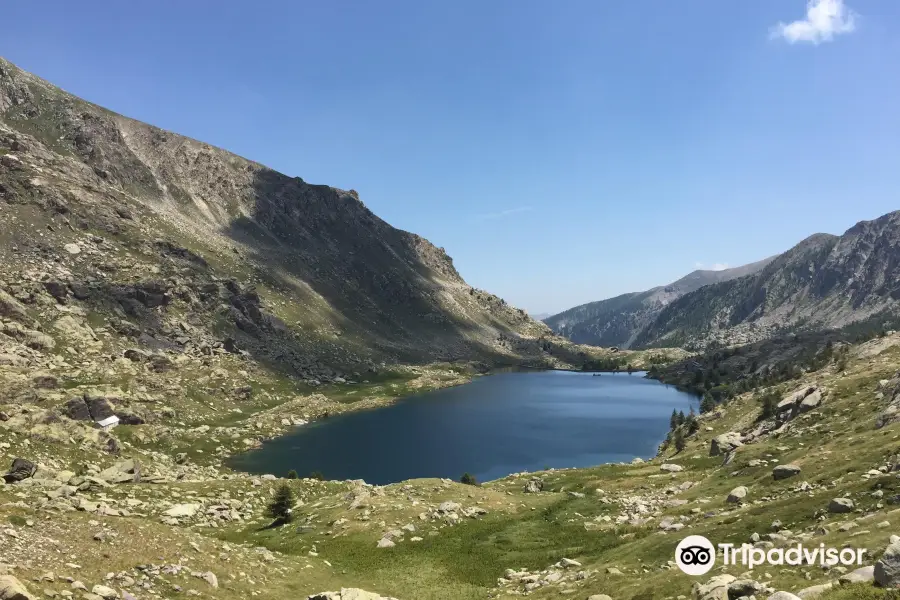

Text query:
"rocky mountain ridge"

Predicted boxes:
[[635, 212, 900, 349], [0, 54, 613, 382], [545, 257, 774, 348]]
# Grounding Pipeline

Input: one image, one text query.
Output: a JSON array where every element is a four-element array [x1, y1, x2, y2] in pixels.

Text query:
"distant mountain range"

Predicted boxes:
[[544, 259, 774, 348], [546, 211, 900, 350]]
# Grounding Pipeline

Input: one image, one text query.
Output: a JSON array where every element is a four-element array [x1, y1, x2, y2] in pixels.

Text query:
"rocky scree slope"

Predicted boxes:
[[0, 55, 600, 379], [544, 257, 773, 348], [635, 213, 900, 350]]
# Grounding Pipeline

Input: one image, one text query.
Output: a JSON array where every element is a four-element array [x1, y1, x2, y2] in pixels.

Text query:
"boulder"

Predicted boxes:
[[163, 503, 201, 518], [62, 397, 92, 421], [839, 565, 874, 584], [3, 458, 36, 483], [98, 459, 140, 483], [660, 463, 684, 473], [86, 395, 115, 421], [828, 498, 854, 513], [796, 582, 833, 598], [91, 585, 119, 599], [523, 478, 544, 493], [768, 593, 801, 600], [692, 574, 735, 600], [798, 390, 823, 413], [773, 464, 802, 480], [875, 538, 900, 587], [727, 486, 748, 504], [710, 432, 743, 456], [0, 289, 29, 322], [0, 576, 36, 600], [588, 596, 613, 600]]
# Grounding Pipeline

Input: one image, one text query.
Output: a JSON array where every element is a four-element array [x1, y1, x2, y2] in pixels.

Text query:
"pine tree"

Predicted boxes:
[[670, 409, 679, 430], [673, 429, 686, 453], [460, 472, 478, 486], [267, 483, 295, 524], [286, 469, 298, 479], [677, 410, 686, 426]]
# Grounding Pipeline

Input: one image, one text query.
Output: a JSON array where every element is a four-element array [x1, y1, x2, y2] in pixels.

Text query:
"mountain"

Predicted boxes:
[[544, 258, 774, 348], [0, 55, 626, 383], [634, 212, 900, 349]]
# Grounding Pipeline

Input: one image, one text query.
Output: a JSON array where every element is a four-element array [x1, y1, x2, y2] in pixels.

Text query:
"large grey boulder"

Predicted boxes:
[[692, 574, 735, 600], [796, 582, 834, 598], [0, 575, 36, 600], [875, 538, 900, 587], [828, 498, 854, 513], [98, 459, 140, 483], [777, 386, 824, 421], [727, 486, 748, 504], [523, 478, 544, 493], [3, 458, 36, 483], [839, 565, 874, 584], [710, 432, 743, 456], [773, 464, 802, 480]]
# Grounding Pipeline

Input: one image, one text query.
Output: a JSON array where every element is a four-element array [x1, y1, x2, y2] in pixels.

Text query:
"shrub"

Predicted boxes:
[[286, 469, 298, 479], [267, 483, 295, 524], [309, 471, 325, 481], [460, 472, 478, 486]]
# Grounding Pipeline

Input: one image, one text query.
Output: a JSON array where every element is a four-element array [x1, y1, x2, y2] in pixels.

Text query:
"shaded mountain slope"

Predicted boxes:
[[0, 55, 611, 382]]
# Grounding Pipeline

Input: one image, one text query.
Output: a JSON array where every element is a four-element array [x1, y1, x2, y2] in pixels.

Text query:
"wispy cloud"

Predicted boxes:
[[771, 0, 857, 45], [695, 262, 730, 271], [474, 206, 533, 221]]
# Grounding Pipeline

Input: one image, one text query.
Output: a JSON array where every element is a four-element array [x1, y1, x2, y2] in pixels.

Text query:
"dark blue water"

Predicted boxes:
[[229, 370, 696, 484]]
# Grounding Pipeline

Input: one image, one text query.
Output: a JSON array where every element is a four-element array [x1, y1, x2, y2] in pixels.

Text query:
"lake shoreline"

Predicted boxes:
[[227, 367, 696, 485]]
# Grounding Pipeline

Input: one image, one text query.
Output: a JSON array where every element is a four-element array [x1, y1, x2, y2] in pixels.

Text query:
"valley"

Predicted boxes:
[[2, 53, 900, 600]]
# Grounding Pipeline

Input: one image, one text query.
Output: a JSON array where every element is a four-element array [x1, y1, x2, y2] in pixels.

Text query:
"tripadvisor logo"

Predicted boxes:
[[676, 535, 716, 575], [675, 535, 866, 575]]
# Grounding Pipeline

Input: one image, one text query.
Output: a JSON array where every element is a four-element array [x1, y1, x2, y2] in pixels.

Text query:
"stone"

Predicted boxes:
[[90, 586, 118, 600], [376, 538, 395, 548], [727, 486, 749, 504], [692, 574, 735, 600], [828, 498, 854, 513], [588, 596, 613, 600], [710, 432, 743, 456], [98, 460, 140, 484], [523, 478, 544, 493], [660, 464, 684, 472], [767, 593, 801, 600], [62, 397, 91, 421], [875, 538, 900, 587], [438, 501, 461, 513], [3, 458, 37, 483], [0, 576, 37, 600], [63, 244, 81, 255], [773, 464, 802, 480], [163, 503, 201, 518], [796, 582, 833, 598], [198, 572, 217, 588], [839, 565, 874, 584]]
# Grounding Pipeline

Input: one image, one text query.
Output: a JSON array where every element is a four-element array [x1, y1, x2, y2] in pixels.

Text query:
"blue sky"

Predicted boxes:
[[3, 0, 899, 315]]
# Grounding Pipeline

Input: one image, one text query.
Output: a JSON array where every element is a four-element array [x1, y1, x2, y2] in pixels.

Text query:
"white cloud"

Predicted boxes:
[[695, 262, 730, 271], [474, 206, 533, 221], [771, 0, 857, 45]]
